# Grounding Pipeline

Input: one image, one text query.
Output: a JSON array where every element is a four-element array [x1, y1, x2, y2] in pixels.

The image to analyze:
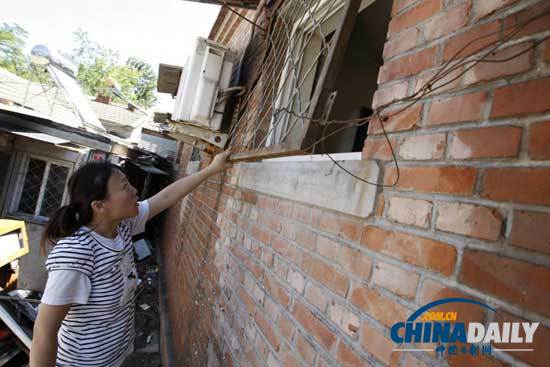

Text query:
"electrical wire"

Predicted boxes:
[[223, 1, 550, 187]]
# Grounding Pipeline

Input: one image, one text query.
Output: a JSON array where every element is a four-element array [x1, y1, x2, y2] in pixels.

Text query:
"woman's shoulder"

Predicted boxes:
[[51, 230, 95, 253]]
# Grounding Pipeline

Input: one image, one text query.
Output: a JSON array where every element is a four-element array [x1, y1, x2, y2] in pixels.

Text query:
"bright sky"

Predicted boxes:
[[1, 0, 221, 111]]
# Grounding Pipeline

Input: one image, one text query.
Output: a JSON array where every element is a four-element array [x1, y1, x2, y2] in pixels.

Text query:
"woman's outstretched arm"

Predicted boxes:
[[147, 149, 233, 220], [30, 303, 71, 367]]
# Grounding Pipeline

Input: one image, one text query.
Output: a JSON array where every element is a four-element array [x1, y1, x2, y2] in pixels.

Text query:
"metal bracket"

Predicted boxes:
[[168, 120, 228, 148]]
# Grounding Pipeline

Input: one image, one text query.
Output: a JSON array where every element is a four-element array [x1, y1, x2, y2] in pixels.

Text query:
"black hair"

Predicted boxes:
[[40, 161, 124, 254]]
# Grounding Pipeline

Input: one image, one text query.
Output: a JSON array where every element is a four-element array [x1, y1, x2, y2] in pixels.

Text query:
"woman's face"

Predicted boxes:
[[102, 169, 139, 220]]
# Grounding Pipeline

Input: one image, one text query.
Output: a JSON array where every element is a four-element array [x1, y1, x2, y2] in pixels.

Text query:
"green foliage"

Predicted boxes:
[[0, 23, 30, 78], [72, 30, 157, 109]]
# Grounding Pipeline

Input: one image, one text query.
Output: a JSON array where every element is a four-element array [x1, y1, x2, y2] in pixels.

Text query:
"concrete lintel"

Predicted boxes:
[[234, 159, 380, 218]]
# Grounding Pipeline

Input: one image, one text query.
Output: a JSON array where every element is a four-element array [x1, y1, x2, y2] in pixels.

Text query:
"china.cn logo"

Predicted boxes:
[[390, 298, 539, 358]]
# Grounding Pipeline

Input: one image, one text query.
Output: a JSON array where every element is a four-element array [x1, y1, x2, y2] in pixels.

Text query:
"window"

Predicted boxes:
[[271, 0, 390, 154], [229, 0, 392, 160], [9, 155, 72, 221]]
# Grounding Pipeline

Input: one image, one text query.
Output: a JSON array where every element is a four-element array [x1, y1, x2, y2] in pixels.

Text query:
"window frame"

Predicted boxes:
[[7, 153, 73, 223], [0, 149, 15, 216], [230, 0, 366, 162]]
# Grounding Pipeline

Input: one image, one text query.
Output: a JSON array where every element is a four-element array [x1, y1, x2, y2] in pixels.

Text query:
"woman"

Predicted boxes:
[[30, 149, 232, 367]]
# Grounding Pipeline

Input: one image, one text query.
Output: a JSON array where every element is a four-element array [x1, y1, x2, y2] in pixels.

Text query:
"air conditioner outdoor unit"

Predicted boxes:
[[172, 37, 235, 132]]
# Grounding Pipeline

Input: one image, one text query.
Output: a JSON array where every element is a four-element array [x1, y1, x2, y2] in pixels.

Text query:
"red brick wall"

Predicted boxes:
[[161, 1, 550, 366]]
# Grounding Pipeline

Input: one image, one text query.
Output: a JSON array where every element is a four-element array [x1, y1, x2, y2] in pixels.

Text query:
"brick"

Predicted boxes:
[[350, 285, 409, 327], [281, 221, 298, 241], [391, 0, 418, 16], [273, 256, 289, 279], [250, 223, 272, 244], [328, 301, 360, 337], [337, 341, 365, 367], [295, 227, 316, 249], [264, 297, 280, 321], [316, 236, 340, 262], [418, 279, 486, 323], [482, 168, 550, 205], [286, 267, 306, 294], [360, 322, 398, 366], [292, 301, 337, 350], [491, 77, 550, 118], [272, 236, 303, 265], [374, 193, 385, 217], [510, 210, 550, 255], [493, 310, 550, 367], [383, 27, 419, 59], [474, 0, 518, 20], [305, 282, 329, 312], [290, 203, 310, 224], [464, 42, 534, 85], [264, 274, 290, 307], [295, 333, 316, 365], [372, 261, 420, 298], [255, 311, 280, 351], [318, 212, 361, 242], [266, 352, 281, 367], [386, 196, 432, 228], [447, 350, 510, 367], [459, 249, 550, 317], [424, 2, 471, 41], [302, 255, 349, 297], [362, 137, 398, 161], [450, 126, 522, 159], [241, 190, 258, 204], [402, 353, 429, 367], [435, 202, 503, 241], [398, 133, 446, 160], [529, 121, 550, 160], [502, 0, 550, 39], [371, 81, 408, 109], [368, 104, 421, 134], [365, 226, 455, 277], [388, 0, 442, 36], [279, 346, 301, 367], [240, 287, 256, 315], [427, 91, 488, 125], [339, 245, 373, 279], [414, 66, 463, 96], [384, 165, 477, 195], [378, 47, 437, 83], [443, 21, 500, 61], [277, 313, 295, 341]]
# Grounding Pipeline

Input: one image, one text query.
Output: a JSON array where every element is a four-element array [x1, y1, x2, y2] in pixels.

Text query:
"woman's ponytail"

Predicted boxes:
[[40, 203, 81, 255]]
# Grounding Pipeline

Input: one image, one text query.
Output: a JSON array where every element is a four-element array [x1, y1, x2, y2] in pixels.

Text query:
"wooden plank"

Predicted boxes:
[[185, 0, 259, 10], [229, 142, 305, 162], [297, 0, 362, 151]]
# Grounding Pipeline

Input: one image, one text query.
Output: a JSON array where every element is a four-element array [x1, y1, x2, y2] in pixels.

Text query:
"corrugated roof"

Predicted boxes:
[[0, 67, 163, 131]]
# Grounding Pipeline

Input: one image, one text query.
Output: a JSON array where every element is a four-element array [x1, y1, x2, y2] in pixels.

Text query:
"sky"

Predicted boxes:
[[1, 0, 221, 110]]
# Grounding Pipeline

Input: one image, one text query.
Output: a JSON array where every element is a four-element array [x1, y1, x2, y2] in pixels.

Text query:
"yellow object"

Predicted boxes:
[[0, 219, 30, 268]]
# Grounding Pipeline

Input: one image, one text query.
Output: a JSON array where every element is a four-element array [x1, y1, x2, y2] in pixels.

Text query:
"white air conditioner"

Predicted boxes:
[[172, 37, 235, 131]]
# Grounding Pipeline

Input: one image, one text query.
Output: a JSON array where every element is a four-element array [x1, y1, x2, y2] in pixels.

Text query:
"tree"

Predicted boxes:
[[0, 23, 30, 77], [72, 30, 157, 109]]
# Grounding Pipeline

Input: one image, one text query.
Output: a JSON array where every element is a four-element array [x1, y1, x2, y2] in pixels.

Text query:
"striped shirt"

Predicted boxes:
[[43, 201, 149, 367]]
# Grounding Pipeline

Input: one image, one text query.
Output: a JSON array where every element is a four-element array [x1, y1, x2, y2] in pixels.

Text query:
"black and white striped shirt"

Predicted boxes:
[[43, 201, 149, 367]]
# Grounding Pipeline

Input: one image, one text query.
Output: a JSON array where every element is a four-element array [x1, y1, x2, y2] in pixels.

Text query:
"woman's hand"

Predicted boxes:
[[206, 149, 233, 175]]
